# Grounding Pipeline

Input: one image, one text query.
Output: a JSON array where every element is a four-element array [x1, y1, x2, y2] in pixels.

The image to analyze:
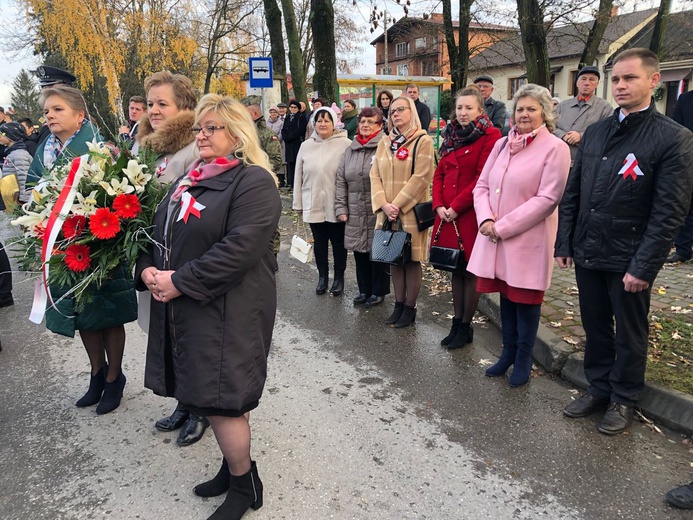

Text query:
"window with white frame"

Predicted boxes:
[[415, 37, 426, 49], [395, 42, 409, 57], [397, 64, 409, 76], [509, 77, 527, 97]]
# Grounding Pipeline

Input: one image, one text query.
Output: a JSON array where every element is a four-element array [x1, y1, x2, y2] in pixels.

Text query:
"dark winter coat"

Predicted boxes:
[[282, 113, 307, 164], [415, 99, 432, 132], [672, 90, 693, 132], [430, 126, 501, 261], [335, 132, 383, 252], [555, 102, 693, 283], [135, 162, 281, 411], [484, 97, 507, 130]]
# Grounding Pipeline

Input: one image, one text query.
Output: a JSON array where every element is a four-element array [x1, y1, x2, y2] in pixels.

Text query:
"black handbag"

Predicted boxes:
[[429, 220, 467, 272], [370, 218, 412, 266], [413, 201, 435, 231]]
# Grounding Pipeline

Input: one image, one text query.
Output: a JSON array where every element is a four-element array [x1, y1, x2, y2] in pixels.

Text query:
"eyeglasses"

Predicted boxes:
[[359, 119, 379, 126], [192, 125, 225, 137], [392, 106, 410, 113]]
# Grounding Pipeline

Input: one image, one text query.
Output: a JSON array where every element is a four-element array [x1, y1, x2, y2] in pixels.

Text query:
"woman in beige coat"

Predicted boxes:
[[370, 96, 435, 328], [293, 107, 351, 295]]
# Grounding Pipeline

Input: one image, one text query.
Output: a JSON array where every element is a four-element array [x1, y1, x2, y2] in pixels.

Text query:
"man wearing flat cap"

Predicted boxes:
[[554, 66, 613, 162], [34, 65, 76, 88], [473, 75, 506, 130]]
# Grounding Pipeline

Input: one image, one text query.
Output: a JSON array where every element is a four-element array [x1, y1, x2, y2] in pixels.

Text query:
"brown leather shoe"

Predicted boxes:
[[563, 392, 609, 418], [597, 402, 634, 435]]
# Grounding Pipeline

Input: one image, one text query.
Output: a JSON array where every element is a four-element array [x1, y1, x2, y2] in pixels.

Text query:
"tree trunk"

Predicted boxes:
[[517, 0, 550, 87], [309, 0, 337, 104], [649, 0, 671, 58], [262, 0, 289, 101], [457, 0, 473, 91], [280, 0, 308, 103], [578, 0, 613, 69], [441, 0, 459, 91]]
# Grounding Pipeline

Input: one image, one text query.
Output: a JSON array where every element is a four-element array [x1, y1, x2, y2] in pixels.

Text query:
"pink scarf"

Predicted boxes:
[[507, 124, 545, 156], [171, 156, 240, 201]]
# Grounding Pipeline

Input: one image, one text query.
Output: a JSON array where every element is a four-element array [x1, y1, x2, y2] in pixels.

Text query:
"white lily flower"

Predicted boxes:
[[72, 190, 100, 216], [123, 160, 151, 193], [86, 140, 108, 156], [99, 178, 135, 196], [11, 209, 50, 237], [83, 161, 106, 182]]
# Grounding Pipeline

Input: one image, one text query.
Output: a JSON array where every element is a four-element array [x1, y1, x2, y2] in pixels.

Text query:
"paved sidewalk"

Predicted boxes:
[[542, 258, 693, 349]]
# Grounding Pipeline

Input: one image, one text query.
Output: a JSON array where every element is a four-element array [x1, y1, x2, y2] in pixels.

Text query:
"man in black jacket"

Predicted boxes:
[[555, 48, 693, 435], [405, 84, 432, 132]]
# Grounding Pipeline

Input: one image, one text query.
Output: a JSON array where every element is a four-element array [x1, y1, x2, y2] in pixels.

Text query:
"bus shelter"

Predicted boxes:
[[336, 74, 452, 143]]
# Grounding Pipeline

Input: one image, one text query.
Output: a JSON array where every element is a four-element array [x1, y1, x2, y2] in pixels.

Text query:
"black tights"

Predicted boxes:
[[391, 261, 422, 307], [452, 270, 481, 322], [79, 325, 126, 382]]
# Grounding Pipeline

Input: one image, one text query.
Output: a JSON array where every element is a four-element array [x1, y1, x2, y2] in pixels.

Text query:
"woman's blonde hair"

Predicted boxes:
[[194, 94, 275, 182], [511, 83, 556, 132], [387, 95, 422, 134], [451, 85, 485, 120], [40, 86, 87, 116]]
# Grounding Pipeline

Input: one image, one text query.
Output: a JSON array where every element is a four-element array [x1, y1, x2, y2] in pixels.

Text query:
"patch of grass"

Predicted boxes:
[[646, 311, 693, 394]]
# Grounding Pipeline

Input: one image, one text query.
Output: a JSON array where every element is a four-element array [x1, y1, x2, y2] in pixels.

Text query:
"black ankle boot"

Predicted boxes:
[[177, 414, 210, 446], [155, 402, 190, 431], [316, 275, 328, 295], [384, 302, 405, 325], [447, 322, 473, 350], [207, 461, 263, 520], [96, 371, 126, 415], [392, 304, 416, 328], [330, 277, 344, 296], [76, 365, 108, 407], [441, 318, 461, 346], [195, 458, 230, 497]]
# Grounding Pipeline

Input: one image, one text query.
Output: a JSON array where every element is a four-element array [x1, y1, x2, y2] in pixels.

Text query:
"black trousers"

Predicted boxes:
[[286, 162, 296, 189], [575, 265, 650, 406], [309, 222, 347, 277], [353, 251, 390, 297], [0, 240, 12, 304]]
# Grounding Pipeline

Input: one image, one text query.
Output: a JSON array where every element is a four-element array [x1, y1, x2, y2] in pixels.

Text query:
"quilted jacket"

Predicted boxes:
[[555, 102, 693, 282]]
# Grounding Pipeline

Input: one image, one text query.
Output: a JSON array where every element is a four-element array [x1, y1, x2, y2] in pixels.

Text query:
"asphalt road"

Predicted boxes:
[[1, 212, 692, 520]]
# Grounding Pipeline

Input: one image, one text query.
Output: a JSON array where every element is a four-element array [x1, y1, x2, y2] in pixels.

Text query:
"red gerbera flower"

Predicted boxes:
[[89, 208, 121, 239], [62, 215, 87, 239], [64, 244, 91, 272], [112, 193, 142, 219]]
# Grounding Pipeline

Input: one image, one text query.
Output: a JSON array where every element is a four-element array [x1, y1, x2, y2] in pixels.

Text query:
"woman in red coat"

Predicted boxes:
[[431, 86, 500, 349]]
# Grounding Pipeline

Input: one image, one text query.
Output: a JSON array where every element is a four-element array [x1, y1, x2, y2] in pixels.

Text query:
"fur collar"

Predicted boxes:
[[136, 111, 196, 155]]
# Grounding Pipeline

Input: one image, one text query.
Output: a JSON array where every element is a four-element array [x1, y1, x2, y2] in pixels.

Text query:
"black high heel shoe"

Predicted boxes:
[[316, 276, 328, 295], [195, 458, 231, 497], [76, 364, 107, 407], [96, 371, 126, 415]]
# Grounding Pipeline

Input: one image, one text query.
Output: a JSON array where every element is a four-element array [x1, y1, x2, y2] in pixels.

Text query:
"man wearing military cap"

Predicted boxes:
[[34, 65, 76, 88], [554, 65, 613, 162], [473, 75, 506, 130]]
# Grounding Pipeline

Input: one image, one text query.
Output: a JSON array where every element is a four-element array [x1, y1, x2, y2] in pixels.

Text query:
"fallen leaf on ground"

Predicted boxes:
[[431, 311, 440, 316], [478, 358, 493, 366], [657, 287, 667, 295], [672, 332, 683, 340], [563, 337, 579, 345], [549, 322, 562, 328], [566, 301, 575, 306]]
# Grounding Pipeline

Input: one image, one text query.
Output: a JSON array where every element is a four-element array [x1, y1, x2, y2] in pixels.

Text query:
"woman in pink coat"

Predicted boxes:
[[431, 86, 500, 349], [467, 84, 570, 387]]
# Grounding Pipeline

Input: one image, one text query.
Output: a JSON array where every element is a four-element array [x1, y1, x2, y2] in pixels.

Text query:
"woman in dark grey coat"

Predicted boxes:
[[136, 94, 281, 520], [335, 107, 390, 307]]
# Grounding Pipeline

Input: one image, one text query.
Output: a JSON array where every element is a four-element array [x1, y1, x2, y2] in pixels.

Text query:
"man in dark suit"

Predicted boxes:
[[667, 89, 693, 263]]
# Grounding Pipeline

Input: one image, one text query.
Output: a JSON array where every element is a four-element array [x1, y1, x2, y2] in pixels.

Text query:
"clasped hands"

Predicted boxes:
[[141, 267, 182, 303], [382, 203, 400, 221], [479, 220, 499, 243], [435, 206, 458, 223]]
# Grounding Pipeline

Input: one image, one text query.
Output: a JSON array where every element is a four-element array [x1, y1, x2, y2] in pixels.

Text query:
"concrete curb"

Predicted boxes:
[[478, 293, 693, 435]]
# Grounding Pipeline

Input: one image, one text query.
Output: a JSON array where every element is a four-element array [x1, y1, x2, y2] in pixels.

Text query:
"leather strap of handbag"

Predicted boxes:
[[432, 219, 464, 251]]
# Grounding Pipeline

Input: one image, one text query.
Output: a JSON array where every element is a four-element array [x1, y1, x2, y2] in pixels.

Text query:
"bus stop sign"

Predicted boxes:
[[249, 58, 273, 88]]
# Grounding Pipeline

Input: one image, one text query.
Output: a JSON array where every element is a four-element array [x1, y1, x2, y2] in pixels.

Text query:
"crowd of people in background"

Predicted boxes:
[[1, 45, 693, 515]]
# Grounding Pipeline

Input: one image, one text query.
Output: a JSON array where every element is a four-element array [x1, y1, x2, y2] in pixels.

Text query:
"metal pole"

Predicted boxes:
[[384, 5, 389, 74]]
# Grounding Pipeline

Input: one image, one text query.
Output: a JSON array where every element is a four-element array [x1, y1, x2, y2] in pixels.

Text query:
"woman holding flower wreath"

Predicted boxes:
[[26, 85, 137, 415], [136, 94, 281, 520]]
